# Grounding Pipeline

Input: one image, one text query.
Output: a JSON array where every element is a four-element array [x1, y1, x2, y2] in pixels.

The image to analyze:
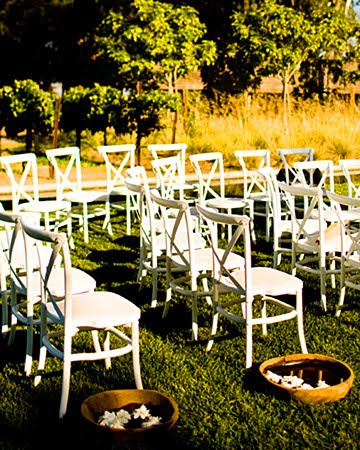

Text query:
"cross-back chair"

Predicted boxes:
[[325, 190, 360, 317], [0, 208, 97, 376], [189, 151, 255, 241], [46, 147, 108, 244], [150, 189, 244, 341], [233, 149, 272, 241], [196, 203, 308, 368], [21, 220, 143, 418], [0, 153, 71, 234], [98, 144, 136, 235], [278, 182, 348, 312]]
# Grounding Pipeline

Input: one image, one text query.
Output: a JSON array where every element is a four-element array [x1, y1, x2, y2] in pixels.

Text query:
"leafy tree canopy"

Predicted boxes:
[[92, 0, 217, 92]]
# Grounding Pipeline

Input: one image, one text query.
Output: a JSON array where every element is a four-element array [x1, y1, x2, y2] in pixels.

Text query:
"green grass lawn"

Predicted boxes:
[[0, 210, 359, 450]]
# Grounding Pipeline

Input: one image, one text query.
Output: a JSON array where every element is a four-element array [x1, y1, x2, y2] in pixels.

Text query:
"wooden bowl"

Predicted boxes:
[[81, 389, 179, 441], [259, 354, 354, 404]]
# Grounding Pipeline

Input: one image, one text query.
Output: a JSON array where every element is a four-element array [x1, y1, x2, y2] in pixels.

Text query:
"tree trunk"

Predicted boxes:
[[25, 127, 32, 152], [136, 132, 142, 166], [76, 128, 81, 148]]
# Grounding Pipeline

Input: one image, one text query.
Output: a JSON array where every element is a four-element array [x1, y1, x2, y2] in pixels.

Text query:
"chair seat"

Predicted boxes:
[[206, 197, 248, 210], [152, 230, 206, 254], [221, 267, 303, 297], [110, 186, 128, 196], [297, 231, 353, 253], [19, 200, 71, 213], [47, 291, 140, 328], [171, 247, 244, 273], [17, 267, 96, 297], [64, 190, 108, 203]]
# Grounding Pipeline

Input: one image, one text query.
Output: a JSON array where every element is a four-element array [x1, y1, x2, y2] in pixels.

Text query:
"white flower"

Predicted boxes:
[[301, 383, 314, 390], [116, 409, 132, 424], [133, 404, 151, 420], [98, 410, 118, 427], [265, 370, 282, 384], [316, 379, 330, 389], [141, 416, 162, 428]]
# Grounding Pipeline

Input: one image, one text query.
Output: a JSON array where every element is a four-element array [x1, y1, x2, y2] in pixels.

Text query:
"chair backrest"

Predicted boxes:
[[21, 221, 71, 327], [257, 167, 283, 225], [98, 144, 135, 193], [233, 149, 270, 198], [293, 159, 334, 192], [189, 152, 225, 202], [278, 182, 326, 248], [0, 153, 39, 210], [338, 159, 360, 199], [325, 189, 360, 257], [149, 189, 205, 268], [148, 143, 187, 178], [277, 148, 314, 184], [196, 203, 251, 297], [0, 209, 42, 291], [151, 154, 185, 200], [45, 147, 83, 199], [125, 168, 159, 245]]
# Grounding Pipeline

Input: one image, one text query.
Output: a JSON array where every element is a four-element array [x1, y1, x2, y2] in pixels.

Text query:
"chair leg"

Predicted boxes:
[[336, 284, 346, 318], [34, 343, 47, 387], [83, 202, 89, 243], [1, 283, 9, 335], [24, 316, 34, 376], [245, 321, 253, 369], [59, 358, 71, 419], [151, 270, 158, 308], [131, 321, 143, 389], [192, 295, 198, 341], [296, 290, 308, 354], [206, 308, 219, 352]]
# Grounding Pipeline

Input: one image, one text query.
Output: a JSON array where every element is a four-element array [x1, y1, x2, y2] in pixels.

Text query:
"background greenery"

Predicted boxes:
[[0, 207, 358, 449]]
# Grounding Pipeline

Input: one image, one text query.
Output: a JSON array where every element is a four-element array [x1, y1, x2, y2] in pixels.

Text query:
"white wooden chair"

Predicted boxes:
[[325, 190, 360, 317], [46, 147, 108, 244], [196, 203, 308, 368], [150, 189, 244, 341], [98, 144, 136, 236], [0, 153, 71, 234], [278, 182, 349, 312], [257, 168, 293, 267], [0, 208, 97, 376], [189, 152, 255, 241], [233, 149, 272, 241], [21, 220, 143, 418], [125, 167, 167, 308]]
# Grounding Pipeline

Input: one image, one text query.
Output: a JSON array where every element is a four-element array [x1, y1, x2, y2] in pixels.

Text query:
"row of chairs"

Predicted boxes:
[[0, 206, 143, 418], [3, 144, 357, 248], [0, 145, 318, 247]]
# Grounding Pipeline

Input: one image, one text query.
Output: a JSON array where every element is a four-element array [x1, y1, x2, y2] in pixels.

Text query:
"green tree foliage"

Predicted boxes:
[[124, 91, 179, 164], [299, 5, 360, 99], [229, 0, 320, 132], [93, 0, 217, 93], [0, 79, 54, 152], [61, 84, 127, 148]]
